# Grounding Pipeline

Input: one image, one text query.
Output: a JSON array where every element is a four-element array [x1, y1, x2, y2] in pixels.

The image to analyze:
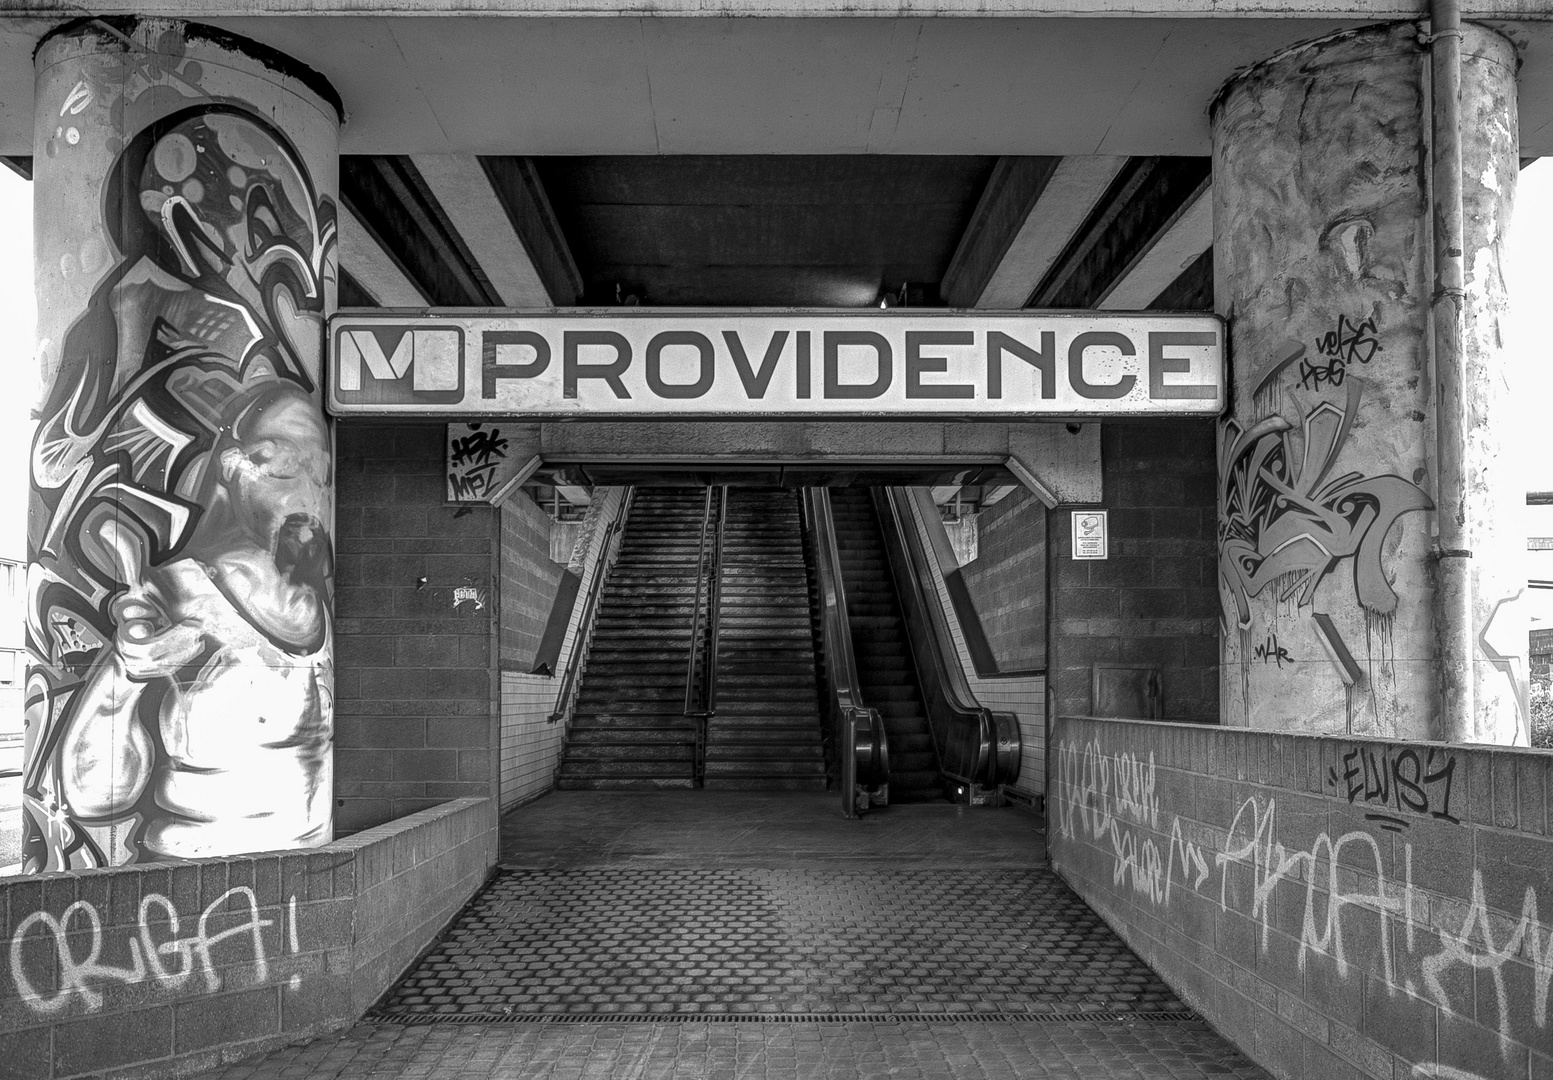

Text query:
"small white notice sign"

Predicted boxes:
[[1071, 510, 1109, 560]]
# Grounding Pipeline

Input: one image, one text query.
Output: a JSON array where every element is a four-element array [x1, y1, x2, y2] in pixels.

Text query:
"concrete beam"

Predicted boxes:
[[338, 202, 429, 307], [940, 157, 1060, 309], [1006, 423, 1102, 506], [479, 158, 584, 306], [1096, 180, 1213, 310], [411, 154, 556, 307], [969, 157, 1128, 309], [1028, 156, 1211, 308]]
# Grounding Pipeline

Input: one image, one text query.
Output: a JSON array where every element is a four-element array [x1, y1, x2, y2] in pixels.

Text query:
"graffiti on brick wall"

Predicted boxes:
[[1218, 336, 1431, 701], [1325, 743, 1459, 830], [446, 423, 509, 501], [9, 887, 302, 1013], [1052, 739, 1210, 906], [1053, 736, 1553, 1070], [25, 56, 336, 870]]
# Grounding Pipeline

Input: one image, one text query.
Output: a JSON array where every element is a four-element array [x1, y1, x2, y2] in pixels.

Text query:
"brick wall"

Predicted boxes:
[[334, 424, 500, 835], [1048, 420, 1219, 722], [500, 494, 564, 670], [960, 486, 1046, 672], [2, 797, 498, 1080], [1050, 715, 1553, 1079]]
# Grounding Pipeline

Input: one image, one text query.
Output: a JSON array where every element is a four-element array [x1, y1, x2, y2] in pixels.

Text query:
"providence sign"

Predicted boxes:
[[328, 311, 1224, 418]]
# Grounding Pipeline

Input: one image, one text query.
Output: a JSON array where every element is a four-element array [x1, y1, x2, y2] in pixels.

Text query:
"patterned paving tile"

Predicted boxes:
[[206, 1019, 1270, 1080], [373, 867, 1184, 1018]]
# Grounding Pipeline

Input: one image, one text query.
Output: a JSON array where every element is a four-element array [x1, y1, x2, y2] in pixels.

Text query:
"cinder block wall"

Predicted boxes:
[[2, 798, 498, 1080], [1049, 420, 1219, 722], [500, 494, 564, 670], [1050, 716, 1553, 1079], [959, 486, 1046, 672], [334, 424, 500, 835]]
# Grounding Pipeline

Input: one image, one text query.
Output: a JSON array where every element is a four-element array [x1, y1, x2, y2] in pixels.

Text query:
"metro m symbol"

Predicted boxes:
[[333, 326, 466, 406]]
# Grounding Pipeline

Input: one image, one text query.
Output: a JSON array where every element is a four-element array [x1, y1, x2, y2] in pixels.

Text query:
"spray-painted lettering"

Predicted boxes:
[[9, 888, 301, 1013], [1325, 744, 1458, 828]]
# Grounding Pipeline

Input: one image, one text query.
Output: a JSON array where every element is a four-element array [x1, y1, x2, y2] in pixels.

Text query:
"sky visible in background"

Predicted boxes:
[[0, 159, 1548, 564]]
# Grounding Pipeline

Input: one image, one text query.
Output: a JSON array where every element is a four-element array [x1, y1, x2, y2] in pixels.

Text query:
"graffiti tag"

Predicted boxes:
[[1053, 737, 1553, 1068], [447, 424, 509, 501], [1297, 314, 1381, 391], [9, 887, 299, 1013], [1252, 633, 1291, 668], [1326, 744, 1459, 829]]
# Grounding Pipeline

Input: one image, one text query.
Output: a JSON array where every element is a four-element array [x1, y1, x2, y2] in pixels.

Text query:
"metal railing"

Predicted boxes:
[[683, 486, 727, 785], [875, 486, 1020, 795], [548, 487, 635, 726], [802, 487, 889, 818]]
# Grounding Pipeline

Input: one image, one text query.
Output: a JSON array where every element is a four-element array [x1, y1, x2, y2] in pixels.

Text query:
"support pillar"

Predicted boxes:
[[24, 19, 341, 869], [1212, 23, 1523, 741]]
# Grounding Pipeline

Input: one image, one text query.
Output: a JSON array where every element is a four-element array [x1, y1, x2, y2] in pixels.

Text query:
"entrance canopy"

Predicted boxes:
[[330, 310, 1224, 418]]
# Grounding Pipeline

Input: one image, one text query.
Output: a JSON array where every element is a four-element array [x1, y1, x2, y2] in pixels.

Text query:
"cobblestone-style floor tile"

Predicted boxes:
[[198, 1020, 1270, 1080], [374, 867, 1183, 1018]]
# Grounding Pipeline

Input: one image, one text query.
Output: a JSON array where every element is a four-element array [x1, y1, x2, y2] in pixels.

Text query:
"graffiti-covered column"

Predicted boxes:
[[1213, 23, 1522, 740], [25, 20, 340, 870]]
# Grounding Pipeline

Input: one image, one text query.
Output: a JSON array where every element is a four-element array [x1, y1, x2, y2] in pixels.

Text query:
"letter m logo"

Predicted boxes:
[[332, 325, 466, 408]]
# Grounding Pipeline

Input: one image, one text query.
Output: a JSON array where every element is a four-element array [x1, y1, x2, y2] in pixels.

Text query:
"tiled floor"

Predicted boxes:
[[195, 792, 1269, 1079]]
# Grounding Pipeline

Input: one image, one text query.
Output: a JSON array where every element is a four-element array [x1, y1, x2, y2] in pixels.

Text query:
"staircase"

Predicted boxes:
[[704, 488, 828, 790], [556, 487, 706, 789], [827, 488, 944, 802]]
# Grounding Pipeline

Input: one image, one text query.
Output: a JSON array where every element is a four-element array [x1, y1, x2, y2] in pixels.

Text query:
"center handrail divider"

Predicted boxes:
[[704, 486, 728, 720], [802, 487, 889, 818], [874, 486, 1021, 799], [549, 486, 636, 726], [683, 485, 721, 786]]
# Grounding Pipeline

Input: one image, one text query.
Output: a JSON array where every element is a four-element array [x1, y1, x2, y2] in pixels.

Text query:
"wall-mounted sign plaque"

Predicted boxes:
[[1072, 510, 1109, 560], [328, 310, 1224, 419]]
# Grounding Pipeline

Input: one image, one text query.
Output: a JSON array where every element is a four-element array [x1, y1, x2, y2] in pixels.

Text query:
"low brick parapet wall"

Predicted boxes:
[[1049, 716, 1553, 1080], [3, 796, 498, 1079]]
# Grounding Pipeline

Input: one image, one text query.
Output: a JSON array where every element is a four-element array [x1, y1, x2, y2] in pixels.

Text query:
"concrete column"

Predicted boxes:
[[1212, 23, 1522, 741], [24, 19, 340, 870]]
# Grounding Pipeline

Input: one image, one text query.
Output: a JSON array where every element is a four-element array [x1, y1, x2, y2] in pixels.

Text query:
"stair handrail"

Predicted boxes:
[[703, 486, 728, 719], [874, 486, 1021, 794], [548, 486, 636, 725], [803, 487, 889, 818], [684, 485, 715, 720]]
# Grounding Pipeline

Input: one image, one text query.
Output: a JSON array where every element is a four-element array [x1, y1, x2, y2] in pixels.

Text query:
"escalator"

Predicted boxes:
[[826, 488, 943, 801]]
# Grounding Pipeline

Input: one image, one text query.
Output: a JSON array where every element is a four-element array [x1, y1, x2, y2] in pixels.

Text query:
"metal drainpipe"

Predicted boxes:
[[1429, 0, 1475, 743]]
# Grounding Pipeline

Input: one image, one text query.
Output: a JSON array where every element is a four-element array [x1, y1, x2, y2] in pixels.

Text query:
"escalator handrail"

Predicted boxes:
[[548, 487, 635, 725], [876, 486, 1021, 789], [803, 487, 889, 812]]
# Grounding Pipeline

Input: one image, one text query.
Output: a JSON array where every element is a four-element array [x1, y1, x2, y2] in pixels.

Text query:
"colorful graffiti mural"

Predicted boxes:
[[24, 42, 337, 870]]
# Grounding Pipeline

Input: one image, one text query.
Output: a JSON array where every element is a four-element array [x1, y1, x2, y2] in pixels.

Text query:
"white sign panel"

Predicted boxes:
[[328, 310, 1224, 419], [1072, 510, 1109, 560]]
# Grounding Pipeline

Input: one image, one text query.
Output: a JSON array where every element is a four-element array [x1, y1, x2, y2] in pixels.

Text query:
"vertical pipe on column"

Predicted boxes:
[[1429, 0, 1476, 742]]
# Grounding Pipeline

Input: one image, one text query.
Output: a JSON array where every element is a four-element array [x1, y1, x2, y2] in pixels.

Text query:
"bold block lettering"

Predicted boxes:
[[905, 331, 974, 399], [796, 331, 811, 399], [646, 331, 714, 399], [824, 331, 891, 399], [987, 331, 1055, 399], [1068, 331, 1136, 399], [1148, 331, 1219, 400], [724, 330, 789, 399], [563, 331, 632, 399], [482, 330, 550, 399]]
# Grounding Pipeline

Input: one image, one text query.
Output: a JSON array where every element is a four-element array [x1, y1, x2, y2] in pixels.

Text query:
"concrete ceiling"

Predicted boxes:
[[3, 14, 1552, 157]]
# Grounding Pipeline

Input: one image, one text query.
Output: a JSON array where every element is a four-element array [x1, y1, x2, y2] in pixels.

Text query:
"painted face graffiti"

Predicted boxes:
[[24, 100, 336, 871]]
